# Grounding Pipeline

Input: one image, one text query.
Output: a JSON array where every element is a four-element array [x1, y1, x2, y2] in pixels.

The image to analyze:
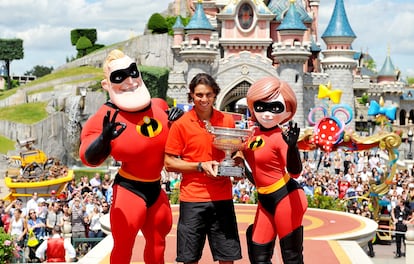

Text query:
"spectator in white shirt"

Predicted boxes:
[[90, 172, 102, 191], [26, 192, 39, 213]]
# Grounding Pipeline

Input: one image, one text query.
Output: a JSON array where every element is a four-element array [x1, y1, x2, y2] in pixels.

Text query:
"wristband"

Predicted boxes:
[[197, 162, 203, 172]]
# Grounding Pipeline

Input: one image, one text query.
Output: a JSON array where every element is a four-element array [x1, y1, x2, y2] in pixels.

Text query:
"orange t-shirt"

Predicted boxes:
[[165, 109, 235, 202]]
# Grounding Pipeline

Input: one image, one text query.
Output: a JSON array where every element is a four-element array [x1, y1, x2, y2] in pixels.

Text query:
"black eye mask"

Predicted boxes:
[[253, 101, 285, 114], [109, 63, 140, 83]]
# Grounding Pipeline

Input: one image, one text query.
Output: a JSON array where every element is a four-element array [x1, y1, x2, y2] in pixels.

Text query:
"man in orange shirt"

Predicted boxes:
[[165, 73, 242, 264]]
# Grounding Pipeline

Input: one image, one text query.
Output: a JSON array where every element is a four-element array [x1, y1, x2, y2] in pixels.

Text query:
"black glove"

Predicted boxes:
[[167, 107, 184, 122], [282, 121, 302, 174], [84, 110, 126, 166]]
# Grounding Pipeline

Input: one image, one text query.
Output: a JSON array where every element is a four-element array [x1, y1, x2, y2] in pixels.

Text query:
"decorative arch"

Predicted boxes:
[[400, 109, 406, 125]]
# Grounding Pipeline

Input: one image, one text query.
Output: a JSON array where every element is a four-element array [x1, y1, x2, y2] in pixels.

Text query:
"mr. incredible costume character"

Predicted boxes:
[[79, 49, 182, 264], [243, 77, 308, 263]]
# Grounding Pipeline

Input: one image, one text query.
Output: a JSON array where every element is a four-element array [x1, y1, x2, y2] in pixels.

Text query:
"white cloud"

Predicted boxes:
[[319, 0, 414, 78], [1, 0, 413, 78]]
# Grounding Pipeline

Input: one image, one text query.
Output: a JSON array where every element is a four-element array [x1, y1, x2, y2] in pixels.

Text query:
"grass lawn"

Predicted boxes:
[[0, 102, 48, 124], [0, 135, 15, 154]]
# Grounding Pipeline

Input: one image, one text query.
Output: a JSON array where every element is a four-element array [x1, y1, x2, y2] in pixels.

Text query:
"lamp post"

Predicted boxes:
[[408, 129, 413, 160]]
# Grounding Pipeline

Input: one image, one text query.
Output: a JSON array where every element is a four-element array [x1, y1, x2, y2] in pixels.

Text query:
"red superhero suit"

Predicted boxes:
[[79, 50, 182, 264], [243, 77, 308, 263]]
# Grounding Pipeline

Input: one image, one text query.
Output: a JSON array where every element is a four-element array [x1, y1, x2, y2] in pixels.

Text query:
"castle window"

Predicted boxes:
[[237, 3, 254, 30]]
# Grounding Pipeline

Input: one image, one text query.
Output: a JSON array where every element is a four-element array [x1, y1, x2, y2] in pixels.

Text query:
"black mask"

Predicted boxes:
[[253, 101, 285, 114], [110, 63, 140, 83]]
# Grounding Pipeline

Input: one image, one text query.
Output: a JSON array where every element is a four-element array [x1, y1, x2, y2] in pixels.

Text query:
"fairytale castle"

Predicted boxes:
[[167, 0, 413, 135]]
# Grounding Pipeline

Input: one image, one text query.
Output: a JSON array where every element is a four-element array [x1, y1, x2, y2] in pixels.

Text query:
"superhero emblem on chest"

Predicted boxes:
[[248, 136, 265, 151], [136, 116, 163, 138]]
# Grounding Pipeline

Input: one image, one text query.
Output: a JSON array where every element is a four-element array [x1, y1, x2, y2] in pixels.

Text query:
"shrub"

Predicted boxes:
[[147, 13, 168, 34], [0, 228, 21, 263]]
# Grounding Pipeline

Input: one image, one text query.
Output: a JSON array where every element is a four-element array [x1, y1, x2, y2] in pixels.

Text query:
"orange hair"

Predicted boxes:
[[246, 76, 297, 124]]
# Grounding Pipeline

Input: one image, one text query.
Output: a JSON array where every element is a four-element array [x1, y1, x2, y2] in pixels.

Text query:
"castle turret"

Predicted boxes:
[[180, 0, 219, 82], [216, 0, 274, 59], [320, 0, 357, 113], [377, 50, 399, 83], [272, 0, 311, 127], [168, 16, 188, 103]]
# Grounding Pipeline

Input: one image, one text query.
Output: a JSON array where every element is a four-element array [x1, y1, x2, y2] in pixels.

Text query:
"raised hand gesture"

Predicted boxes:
[[101, 109, 126, 141], [282, 121, 300, 147], [85, 109, 126, 166]]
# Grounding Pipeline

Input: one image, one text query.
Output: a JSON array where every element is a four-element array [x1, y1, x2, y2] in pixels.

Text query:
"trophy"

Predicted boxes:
[[210, 126, 253, 177]]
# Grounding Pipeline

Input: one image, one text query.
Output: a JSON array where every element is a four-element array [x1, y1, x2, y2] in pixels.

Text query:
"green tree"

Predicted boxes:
[[407, 77, 414, 87], [24, 65, 54, 78], [76, 36, 93, 57], [365, 59, 376, 72], [147, 13, 168, 34], [70, 29, 104, 59], [0, 38, 24, 89]]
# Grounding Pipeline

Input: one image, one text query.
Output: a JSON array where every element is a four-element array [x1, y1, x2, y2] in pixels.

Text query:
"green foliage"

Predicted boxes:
[[24, 65, 54, 78], [365, 59, 376, 72], [139, 65, 169, 98], [0, 86, 17, 100], [169, 188, 180, 204], [72, 168, 106, 182], [70, 29, 104, 59], [358, 93, 369, 105], [0, 38, 24, 89], [407, 77, 414, 86], [23, 66, 102, 88], [307, 194, 346, 211], [70, 29, 97, 46], [0, 102, 48, 124], [148, 13, 169, 34], [0, 38, 24, 60], [76, 36, 93, 57], [0, 227, 20, 263], [86, 44, 105, 55], [0, 135, 15, 154], [166, 16, 191, 36], [10, 79, 20, 89]]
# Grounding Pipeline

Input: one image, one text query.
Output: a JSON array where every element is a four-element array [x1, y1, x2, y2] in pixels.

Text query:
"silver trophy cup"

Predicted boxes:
[[210, 126, 253, 177]]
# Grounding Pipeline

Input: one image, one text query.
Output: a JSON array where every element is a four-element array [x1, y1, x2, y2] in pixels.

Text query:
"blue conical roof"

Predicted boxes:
[[268, 0, 312, 23], [321, 0, 356, 38], [310, 35, 321, 52], [173, 16, 184, 29], [185, 2, 214, 30], [378, 55, 396, 77], [277, 1, 307, 31]]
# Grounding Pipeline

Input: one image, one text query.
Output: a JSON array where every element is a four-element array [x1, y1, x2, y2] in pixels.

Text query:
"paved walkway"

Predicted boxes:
[[81, 204, 383, 264]]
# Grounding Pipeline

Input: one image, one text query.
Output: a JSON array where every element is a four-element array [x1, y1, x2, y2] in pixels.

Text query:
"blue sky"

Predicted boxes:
[[1, 0, 413, 79]]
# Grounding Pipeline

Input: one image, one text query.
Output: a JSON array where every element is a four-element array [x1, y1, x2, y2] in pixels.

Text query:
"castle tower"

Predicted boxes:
[[320, 0, 357, 113], [216, 0, 274, 60], [168, 17, 188, 103], [377, 49, 398, 83], [272, 0, 311, 127], [180, 0, 219, 83]]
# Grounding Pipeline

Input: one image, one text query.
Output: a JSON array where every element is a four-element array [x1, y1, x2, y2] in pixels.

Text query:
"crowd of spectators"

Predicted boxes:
[[2, 148, 414, 261], [0, 172, 112, 262]]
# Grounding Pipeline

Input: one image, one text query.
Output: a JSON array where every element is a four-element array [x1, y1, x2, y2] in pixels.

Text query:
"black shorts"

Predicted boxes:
[[176, 200, 242, 262]]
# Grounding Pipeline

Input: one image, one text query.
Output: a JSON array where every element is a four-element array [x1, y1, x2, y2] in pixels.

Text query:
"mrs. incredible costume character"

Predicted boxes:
[[79, 49, 182, 264], [243, 77, 308, 263]]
